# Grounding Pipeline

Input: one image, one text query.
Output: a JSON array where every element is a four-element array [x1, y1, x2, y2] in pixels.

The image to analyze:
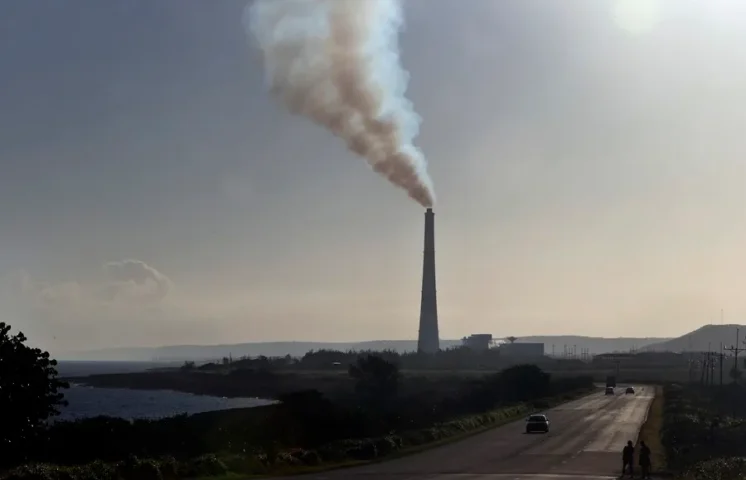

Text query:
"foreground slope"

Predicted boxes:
[[276, 386, 654, 480]]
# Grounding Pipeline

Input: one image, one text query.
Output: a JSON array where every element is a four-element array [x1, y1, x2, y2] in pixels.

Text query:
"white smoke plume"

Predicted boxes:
[[245, 0, 436, 207]]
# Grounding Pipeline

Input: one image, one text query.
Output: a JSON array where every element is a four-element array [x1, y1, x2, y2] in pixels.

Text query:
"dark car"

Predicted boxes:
[[605, 386, 615, 395], [525, 414, 550, 433], [625, 386, 635, 394]]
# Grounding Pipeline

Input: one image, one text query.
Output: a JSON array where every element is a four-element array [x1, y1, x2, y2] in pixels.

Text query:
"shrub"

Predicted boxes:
[[117, 456, 163, 480], [297, 450, 322, 466], [2, 461, 120, 480], [683, 457, 746, 480], [178, 454, 227, 478], [220, 454, 268, 475], [345, 440, 377, 460]]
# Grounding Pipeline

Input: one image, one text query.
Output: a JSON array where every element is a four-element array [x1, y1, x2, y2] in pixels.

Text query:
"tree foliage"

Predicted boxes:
[[348, 354, 400, 407], [0, 322, 68, 460]]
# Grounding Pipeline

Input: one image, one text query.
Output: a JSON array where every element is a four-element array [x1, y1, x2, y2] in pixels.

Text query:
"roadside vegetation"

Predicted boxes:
[[662, 383, 746, 479], [0, 321, 596, 480]]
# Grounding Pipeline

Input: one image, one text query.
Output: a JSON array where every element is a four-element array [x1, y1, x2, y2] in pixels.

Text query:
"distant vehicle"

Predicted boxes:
[[625, 386, 635, 394], [605, 386, 615, 395], [606, 375, 617, 388], [525, 414, 550, 433]]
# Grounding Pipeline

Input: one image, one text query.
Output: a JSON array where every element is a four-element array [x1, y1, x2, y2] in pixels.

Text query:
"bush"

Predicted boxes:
[[178, 454, 227, 478], [3, 461, 119, 480], [220, 454, 267, 475], [297, 450, 322, 466], [662, 384, 746, 477], [118, 456, 163, 480], [683, 457, 746, 480], [373, 435, 402, 456]]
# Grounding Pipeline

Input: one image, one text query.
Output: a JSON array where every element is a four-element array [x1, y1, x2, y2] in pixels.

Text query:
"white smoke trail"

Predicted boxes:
[[244, 0, 435, 207]]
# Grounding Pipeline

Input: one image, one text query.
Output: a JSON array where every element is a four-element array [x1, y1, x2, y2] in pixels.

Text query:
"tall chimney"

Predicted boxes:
[[417, 208, 440, 354]]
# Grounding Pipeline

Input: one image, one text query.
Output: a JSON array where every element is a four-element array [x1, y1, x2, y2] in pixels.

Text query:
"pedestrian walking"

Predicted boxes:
[[639, 440, 652, 479], [622, 440, 634, 477]]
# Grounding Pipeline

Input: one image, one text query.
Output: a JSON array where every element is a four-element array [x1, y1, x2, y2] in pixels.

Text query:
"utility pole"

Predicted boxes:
[[725, 327, 743, 383], [700, 352, 707, 385], [688, 357, 694, 383], [711, 353, 716, 386], [720, 343, 724, 387]]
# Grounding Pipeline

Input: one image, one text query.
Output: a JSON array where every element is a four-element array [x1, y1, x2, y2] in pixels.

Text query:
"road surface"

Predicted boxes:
[[276, 385, 654, 480]]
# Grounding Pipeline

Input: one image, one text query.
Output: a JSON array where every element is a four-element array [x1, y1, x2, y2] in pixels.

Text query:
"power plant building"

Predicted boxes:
[[463, 334, 493, 351], [417, 208, 440, 354]]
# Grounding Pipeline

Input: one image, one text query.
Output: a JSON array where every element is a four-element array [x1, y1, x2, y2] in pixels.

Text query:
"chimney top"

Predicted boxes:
[[426, 208, 433, 213]]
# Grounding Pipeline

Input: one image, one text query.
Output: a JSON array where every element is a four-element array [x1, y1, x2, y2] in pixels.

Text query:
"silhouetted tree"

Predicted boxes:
[[348, 354, 400, 407], [497, 364, 551, 401], [0, 322, 68, 465], [273, 390, 343, 446]]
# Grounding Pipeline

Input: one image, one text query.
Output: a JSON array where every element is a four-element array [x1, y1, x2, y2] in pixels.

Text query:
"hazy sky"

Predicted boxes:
[[2, 0, 746, 354]]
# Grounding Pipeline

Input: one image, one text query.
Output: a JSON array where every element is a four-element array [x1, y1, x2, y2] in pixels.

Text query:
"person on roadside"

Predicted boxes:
[[622, 440, 634, 477], [639, 440, 651, 479]]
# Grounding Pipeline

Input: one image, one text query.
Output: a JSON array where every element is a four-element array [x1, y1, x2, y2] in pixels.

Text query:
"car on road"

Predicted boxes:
[[605, 386, 615, 395], [525, 414, 550, 434], [625, 386, 635, 394]]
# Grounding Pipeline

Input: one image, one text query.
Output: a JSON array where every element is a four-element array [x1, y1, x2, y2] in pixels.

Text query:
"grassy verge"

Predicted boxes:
[[635, 385, 667, 476], [662, 383, 746, 479]]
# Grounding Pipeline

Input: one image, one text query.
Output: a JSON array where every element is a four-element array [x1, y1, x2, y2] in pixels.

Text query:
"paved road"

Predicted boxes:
[[276, 386, 654, 480]]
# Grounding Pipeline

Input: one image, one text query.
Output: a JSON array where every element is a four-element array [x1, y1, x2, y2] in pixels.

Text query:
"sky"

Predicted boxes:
[[2, 0, 746, 355]]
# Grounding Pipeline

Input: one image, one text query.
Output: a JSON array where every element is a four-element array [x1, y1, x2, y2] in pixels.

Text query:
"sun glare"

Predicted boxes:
[[612, 0, 662, 35]]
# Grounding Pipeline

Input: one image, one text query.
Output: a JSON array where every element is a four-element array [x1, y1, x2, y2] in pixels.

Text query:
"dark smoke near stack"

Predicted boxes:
[[244, 0, 436, 207]]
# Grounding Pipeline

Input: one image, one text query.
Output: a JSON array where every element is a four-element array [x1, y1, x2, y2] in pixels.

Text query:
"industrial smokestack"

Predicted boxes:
[[417, 208, 439, 354]]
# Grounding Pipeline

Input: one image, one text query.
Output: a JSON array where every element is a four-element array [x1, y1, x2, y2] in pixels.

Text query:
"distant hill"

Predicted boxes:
[[62, 341, 460, 362], [63, 335, 669, 362], [642, 324, 746, 352]]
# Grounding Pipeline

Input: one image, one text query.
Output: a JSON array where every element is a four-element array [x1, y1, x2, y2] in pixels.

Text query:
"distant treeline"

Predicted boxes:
[[190, 347, 584, 372], [188, 346, 696, 373]]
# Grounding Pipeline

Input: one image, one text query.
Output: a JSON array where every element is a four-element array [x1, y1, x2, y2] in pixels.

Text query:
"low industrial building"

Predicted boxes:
[[462, 334, 493, 351]]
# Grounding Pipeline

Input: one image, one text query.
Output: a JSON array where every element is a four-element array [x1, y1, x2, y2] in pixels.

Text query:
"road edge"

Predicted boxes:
[[634, 385, 669, 477]]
